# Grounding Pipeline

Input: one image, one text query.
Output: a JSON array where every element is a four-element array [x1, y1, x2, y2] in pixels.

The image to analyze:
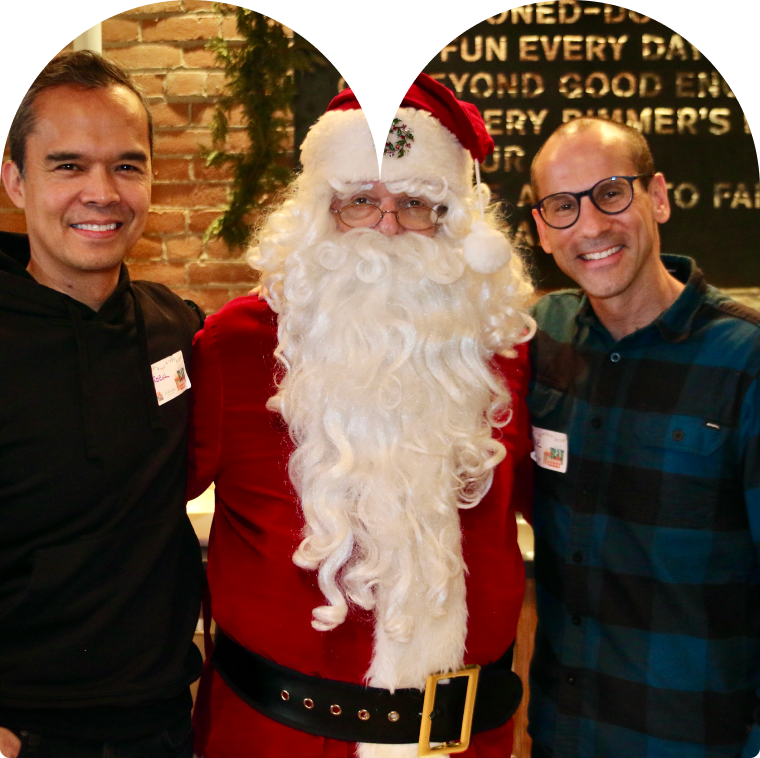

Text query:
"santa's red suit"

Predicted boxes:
[[187, 295, 532, 758]]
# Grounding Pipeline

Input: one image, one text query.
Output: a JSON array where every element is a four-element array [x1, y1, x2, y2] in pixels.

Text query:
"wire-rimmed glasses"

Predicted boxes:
[[331, 200, 446, 231]]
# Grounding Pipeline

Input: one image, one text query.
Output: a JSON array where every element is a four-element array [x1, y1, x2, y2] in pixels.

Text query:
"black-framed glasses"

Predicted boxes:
[[331, 201, 446, 231], [533, 173, 654, 229]]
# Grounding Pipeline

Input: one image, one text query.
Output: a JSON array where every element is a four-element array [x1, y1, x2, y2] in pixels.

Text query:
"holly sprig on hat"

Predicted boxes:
[[384, 119, 414, 159]]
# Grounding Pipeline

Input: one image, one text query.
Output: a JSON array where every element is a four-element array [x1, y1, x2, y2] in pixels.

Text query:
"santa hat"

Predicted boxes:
[[299, 74, 513, 275]]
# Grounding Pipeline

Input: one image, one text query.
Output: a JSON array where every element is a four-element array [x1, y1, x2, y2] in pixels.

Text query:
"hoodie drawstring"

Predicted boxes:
[[130, 284, 165, 433], [66, 301, 101, 460]]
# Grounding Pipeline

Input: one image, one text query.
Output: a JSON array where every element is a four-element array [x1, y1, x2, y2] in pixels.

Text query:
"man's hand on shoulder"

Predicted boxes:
[[0, 727, 21, 758], [182, 298, 206, 332], [248, 284, 269, 299]]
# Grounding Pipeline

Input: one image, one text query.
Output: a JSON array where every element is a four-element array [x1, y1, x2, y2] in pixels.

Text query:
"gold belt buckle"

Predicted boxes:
[[417, 664, 480, 757]]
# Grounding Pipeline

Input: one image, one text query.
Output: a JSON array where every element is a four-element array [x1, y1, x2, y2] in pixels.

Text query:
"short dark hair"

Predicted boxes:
[[530, 117, 655, 200], [8, 50, 153, 176]]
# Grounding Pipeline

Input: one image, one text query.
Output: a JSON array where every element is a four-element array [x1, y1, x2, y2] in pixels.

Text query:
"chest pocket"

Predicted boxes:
[[631, 412, 744, 532], [634, 414, 729, 456]]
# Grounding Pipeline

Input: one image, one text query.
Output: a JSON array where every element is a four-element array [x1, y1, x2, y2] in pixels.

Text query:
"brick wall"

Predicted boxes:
[[0, 1, 279, 313]]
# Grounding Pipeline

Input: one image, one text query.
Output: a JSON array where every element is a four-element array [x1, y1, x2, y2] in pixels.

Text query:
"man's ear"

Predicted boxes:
[[1, 161, 26, 210], [532, 208, 553, 254], [647, 172, 670, 224]]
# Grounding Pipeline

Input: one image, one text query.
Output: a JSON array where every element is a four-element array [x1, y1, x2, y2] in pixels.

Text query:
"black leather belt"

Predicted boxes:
[[213, 628, 522, 744]]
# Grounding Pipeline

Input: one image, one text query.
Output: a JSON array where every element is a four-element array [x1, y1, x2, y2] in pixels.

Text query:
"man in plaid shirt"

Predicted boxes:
[[526, 117, 760, 758]]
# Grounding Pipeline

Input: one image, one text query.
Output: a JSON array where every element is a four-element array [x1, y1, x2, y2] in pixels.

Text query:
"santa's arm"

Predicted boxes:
[[499, 340, 534, 524], [187, 321, 224, 501]]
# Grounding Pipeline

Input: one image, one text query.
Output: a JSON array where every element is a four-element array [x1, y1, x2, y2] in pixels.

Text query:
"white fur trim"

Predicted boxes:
[[357, 743, 418, 758], [463, 220, 513, 274], [299, 108, 472, 194]]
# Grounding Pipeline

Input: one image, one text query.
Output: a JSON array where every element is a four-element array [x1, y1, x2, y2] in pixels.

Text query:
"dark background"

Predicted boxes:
[[294, 3, 759, 289]]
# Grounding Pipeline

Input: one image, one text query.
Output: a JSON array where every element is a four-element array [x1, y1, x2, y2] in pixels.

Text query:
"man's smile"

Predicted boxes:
[[70, 222, 122, 231], [579, 245, 622, 262]]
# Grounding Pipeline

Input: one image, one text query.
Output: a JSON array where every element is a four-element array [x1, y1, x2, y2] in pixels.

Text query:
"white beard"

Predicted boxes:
[[262, 228, 516, 755]]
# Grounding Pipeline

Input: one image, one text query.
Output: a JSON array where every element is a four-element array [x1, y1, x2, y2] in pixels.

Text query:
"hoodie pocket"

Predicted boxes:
[[1, 518, 175, 645], [0, 515, 199, 699]]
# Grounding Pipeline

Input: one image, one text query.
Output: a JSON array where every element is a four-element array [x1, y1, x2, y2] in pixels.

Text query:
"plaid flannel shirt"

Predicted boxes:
[[527, 256, 760, 758]]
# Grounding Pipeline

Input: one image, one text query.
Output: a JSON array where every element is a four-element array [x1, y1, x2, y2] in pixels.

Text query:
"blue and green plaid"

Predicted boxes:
[[527, 256, 760, 758]]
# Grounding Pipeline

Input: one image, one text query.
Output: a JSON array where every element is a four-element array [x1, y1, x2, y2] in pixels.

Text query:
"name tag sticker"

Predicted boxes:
[[151, 351, 191, 406], [532, 426, 568, 474]]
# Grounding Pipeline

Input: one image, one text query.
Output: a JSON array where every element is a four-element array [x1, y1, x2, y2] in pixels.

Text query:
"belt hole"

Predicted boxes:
[[388, 711, 400, 722], [303, 698, 314, 709], [358, 710, 370, 721], [330, 704, 342, 716], [280, 690, 290, 701]]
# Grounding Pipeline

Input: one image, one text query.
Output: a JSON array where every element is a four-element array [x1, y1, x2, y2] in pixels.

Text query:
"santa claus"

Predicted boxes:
[[188, 73, 535, 758]]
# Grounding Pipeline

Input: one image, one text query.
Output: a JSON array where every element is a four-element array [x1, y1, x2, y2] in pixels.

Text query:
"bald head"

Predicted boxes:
[[531, 118, 654, 200]]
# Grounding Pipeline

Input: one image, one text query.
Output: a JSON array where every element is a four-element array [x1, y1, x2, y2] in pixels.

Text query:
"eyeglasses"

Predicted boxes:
[[331, 200, 446, 231], [533, 174, 654, 229]]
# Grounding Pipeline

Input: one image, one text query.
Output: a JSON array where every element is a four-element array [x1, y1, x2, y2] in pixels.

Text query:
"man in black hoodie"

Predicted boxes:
[[0, 51, 203, 757]]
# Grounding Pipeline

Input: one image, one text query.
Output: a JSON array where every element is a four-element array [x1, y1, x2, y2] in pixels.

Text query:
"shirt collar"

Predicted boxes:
[[575, 255, 707, 344]]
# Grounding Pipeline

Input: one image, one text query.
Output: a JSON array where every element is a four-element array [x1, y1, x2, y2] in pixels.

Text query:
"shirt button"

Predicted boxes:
[[591, 417, 602, 429], [571, 615, 581, 625], [610, 352, 621, 363], [672, 429, 684, 441], [567, 675, 576, 685], [572, 552, 583, 563]]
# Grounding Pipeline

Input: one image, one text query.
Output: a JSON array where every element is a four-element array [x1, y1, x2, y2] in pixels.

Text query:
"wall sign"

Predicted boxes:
[[294, 3, 758, 288]]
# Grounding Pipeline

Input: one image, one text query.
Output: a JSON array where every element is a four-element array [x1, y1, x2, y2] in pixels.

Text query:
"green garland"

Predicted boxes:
[[203, 6, 324, 249]]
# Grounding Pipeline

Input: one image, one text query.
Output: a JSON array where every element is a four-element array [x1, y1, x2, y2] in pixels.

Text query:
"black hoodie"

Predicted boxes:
[[0, 232, 204, 737]]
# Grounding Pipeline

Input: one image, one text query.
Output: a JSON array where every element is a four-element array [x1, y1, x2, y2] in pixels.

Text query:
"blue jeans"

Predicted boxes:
[[16, 715, 193, 758]]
